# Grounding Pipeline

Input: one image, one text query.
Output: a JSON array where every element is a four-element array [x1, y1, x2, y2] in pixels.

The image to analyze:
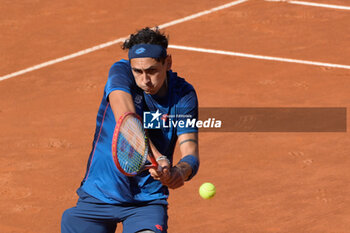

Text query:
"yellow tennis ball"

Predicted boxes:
[[199, 182, 216, 199]]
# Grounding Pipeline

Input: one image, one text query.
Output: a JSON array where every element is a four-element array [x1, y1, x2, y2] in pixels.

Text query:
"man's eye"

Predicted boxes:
[[148, 69, 157, 74]]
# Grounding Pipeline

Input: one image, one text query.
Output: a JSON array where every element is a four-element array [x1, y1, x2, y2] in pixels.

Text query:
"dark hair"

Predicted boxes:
[[122, 27, 168, 51]]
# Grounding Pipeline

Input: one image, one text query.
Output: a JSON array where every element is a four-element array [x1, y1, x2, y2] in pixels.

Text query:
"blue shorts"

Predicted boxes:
[[61, 190, 168, 233]]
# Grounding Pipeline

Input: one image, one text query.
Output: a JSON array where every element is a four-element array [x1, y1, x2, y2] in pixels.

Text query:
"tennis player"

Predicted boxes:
[[61, 27, 200, 233]]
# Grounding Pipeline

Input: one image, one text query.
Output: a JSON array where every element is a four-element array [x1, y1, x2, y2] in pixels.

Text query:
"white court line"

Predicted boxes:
[[169, 44, 350, 70], [265, 0, 350, 10], [0, 0, 248, 82], [158, 0, 248, 29], [0, 38, 127, 82]]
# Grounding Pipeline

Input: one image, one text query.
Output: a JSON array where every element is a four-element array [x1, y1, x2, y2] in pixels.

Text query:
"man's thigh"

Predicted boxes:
[[61, 200, 118, 233], [122, 204, 168, 233]]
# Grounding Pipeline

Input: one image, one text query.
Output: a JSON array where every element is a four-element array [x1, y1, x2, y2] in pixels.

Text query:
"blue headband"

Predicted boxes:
[[128, 44, 167, 60]]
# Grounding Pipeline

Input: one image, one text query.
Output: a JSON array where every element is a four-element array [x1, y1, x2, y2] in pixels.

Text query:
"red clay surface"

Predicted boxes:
[[1, 0, 350, 232]]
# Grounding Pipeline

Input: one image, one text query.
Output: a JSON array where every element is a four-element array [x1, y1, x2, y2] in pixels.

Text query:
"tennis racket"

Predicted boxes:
[[112, 112, 158, 176]]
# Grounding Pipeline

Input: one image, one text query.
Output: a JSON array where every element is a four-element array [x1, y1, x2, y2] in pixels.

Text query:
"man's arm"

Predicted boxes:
[[158, 132, 199, 189], [177, 132, 199, 180], [108, 90, 136, 121]]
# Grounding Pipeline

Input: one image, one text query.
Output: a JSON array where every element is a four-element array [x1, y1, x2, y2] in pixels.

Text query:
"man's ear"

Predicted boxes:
[[166, 55, 172, 71]]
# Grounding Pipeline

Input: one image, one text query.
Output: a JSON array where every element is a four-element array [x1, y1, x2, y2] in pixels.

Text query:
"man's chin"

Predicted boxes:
[[144, 89, 156, 95]]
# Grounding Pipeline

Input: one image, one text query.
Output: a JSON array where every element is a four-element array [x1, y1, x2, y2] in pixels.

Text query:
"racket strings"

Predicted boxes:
[[117, 116, 148, 174]]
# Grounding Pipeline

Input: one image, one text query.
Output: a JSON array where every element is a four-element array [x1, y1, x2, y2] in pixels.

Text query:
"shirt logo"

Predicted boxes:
[[135, 47, 146, 54], [134, 94, 143, 104]]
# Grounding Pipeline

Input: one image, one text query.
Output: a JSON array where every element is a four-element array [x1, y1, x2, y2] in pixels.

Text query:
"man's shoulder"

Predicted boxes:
[[170, 71, 196, 95], [110, 59, 131, 70], [169, 71, 198, 109], [104, 59, 136, 96], [107, 59, 133, 80]]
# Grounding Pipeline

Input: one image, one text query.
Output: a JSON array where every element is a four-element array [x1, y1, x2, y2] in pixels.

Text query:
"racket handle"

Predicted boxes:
[[144, 163, 158, 170]]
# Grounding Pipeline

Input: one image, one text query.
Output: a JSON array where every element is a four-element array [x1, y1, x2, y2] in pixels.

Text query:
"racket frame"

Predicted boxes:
[[112, 112, 158, 177]]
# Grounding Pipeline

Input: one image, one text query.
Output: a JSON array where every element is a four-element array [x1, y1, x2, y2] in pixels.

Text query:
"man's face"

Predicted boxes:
[[130, 56, 172, 95]]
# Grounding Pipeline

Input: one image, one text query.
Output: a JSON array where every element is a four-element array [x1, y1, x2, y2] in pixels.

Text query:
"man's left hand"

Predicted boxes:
[[158, 166, 185, 189]]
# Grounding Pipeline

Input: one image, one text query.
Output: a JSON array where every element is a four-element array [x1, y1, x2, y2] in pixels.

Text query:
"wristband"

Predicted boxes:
[[178, 155, 199, 181]]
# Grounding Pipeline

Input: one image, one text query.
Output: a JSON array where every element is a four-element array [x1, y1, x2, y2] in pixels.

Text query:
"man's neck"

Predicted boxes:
[[154, 75, 168, 98]]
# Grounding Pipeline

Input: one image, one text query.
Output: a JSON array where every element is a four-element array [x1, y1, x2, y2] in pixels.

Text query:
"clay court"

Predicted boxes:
[[1, 0, 350, 232]]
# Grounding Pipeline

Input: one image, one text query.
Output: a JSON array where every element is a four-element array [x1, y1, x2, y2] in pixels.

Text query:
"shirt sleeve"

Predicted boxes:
[[176, 88, 199, 136], [104, 60, 135, 101]]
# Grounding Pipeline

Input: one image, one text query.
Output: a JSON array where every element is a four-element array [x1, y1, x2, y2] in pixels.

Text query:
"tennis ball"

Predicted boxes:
[[199, 182, 216, 199]]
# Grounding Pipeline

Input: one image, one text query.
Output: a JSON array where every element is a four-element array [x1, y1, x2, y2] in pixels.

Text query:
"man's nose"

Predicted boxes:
[[142, 73, 151, 84]]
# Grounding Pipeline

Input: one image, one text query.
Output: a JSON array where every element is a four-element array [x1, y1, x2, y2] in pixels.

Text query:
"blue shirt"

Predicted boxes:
[[79, 59, 198, 205]]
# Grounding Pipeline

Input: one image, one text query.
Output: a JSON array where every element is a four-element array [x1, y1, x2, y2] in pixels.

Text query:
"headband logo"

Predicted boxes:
[[135, 47, 146, 54], [128, 44, 167, 59]]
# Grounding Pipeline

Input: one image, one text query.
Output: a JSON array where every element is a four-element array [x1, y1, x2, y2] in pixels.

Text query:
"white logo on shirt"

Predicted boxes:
[[134, 95, 142, 104]]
